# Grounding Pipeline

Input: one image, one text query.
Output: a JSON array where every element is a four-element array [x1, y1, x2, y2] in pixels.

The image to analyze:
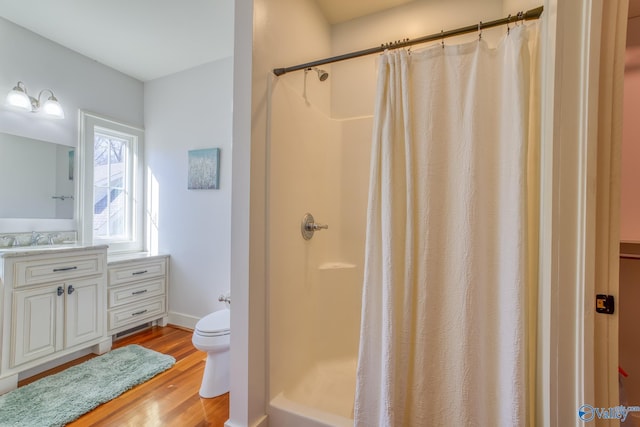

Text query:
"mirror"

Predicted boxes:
[[0, 132, 75, 219]]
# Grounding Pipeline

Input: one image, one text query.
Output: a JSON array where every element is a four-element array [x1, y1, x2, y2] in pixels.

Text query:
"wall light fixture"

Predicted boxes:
[[5, 81, 65, 119]]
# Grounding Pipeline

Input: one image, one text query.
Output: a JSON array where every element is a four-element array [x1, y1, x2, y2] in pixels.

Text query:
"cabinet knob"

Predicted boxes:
[[67, 285, 75, 295], [57, 286, 64, 296]]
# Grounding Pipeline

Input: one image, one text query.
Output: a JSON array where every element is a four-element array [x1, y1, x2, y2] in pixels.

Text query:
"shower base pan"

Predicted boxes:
[[269, 357, 356, 427]]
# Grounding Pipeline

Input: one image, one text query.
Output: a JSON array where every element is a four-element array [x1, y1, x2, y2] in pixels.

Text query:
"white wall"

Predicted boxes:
[[0, 17, 143, 146], [144, 58, 234, 327], [502, 0, 542, 15], [0, 17, 143, 233]]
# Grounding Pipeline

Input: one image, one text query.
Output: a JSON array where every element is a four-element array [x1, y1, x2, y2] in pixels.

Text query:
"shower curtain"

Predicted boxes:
[[355, 23, 539, 426]]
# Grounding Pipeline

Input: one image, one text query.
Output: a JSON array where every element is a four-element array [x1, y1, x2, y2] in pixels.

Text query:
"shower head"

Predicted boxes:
[[306, 67, 329, 81]]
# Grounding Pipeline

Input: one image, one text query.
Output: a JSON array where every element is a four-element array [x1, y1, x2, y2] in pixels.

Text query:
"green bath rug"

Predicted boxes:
[[0, 344, 175, 426]]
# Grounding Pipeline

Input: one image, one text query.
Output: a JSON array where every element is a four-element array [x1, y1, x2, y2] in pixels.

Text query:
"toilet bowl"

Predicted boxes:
[[192, 308, 230, 398]]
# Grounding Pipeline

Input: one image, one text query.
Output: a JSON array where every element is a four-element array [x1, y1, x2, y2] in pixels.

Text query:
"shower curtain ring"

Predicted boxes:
[[441, 30, 445, 48], [507, 14, 511, 35], [478, 21, 482, 40]]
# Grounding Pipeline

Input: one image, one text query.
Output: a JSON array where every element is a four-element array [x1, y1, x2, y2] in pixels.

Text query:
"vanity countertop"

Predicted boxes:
[[0, 246, 168, 263], [107, 252, 169, 264], [0, 244, 109, 258]]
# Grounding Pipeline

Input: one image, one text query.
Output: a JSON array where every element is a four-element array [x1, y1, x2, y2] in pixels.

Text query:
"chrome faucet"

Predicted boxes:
[[47, 233, 59, 245], [1, 235, 19, 247], [30, 232, 43, 246]]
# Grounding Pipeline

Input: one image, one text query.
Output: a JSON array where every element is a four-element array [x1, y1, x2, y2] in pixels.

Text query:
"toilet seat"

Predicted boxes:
[[195, 309, 230, 337]]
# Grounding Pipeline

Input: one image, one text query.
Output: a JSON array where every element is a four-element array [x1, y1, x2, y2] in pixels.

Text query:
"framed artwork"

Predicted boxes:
[[188, 148, 220, 190]]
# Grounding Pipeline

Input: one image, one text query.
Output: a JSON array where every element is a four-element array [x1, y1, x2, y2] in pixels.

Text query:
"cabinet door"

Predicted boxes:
[[12, 285, 64, 368], [65, 278, 104, 349]]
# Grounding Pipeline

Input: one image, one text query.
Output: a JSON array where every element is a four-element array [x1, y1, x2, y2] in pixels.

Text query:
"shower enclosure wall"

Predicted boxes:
[[264, 0, 536, 425], [267, 72, 372, 425]]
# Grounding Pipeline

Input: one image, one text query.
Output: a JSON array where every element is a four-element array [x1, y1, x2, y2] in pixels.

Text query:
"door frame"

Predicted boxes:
[[541, 0, 626, 425]]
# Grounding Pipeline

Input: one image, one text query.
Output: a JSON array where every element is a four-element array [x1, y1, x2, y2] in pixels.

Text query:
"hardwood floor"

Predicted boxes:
[[18, 325, 230, 426]]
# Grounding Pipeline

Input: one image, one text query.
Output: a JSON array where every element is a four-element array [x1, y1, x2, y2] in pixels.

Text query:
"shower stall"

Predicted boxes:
[[266, 69, 372, 426], [263, 1, 540, 425]]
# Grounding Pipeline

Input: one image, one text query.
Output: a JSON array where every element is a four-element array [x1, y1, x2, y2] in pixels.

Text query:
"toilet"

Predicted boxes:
[[192, 307, 230, 398]]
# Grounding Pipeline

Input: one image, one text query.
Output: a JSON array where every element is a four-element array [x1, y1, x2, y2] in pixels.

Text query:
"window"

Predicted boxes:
[[93, 131, 130, 239], [79, 112, 144, 253]]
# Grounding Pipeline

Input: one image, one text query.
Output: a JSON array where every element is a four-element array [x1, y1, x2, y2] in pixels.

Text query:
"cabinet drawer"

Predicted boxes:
[[108, 277, 165, 308], [15, 254, 103, 287], [108, 259, 166, 287], [108, 297, 166, 331]]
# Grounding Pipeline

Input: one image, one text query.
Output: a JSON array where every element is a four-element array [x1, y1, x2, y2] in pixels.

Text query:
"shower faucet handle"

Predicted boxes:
[[301, 213, 328, 240]]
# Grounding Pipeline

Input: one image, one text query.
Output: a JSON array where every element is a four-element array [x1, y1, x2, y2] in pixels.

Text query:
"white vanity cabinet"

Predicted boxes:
[[0, 246, 111, 394], [12, 277, 105, 367], [107, 254, 169, 335]]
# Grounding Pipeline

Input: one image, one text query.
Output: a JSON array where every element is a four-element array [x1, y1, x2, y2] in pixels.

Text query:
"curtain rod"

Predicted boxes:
[[273, 6, 543, 77]]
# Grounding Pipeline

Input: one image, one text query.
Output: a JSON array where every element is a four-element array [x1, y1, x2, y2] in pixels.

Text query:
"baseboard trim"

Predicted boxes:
[[224, 414, 268, 427], [168, 311, 200, 330]]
